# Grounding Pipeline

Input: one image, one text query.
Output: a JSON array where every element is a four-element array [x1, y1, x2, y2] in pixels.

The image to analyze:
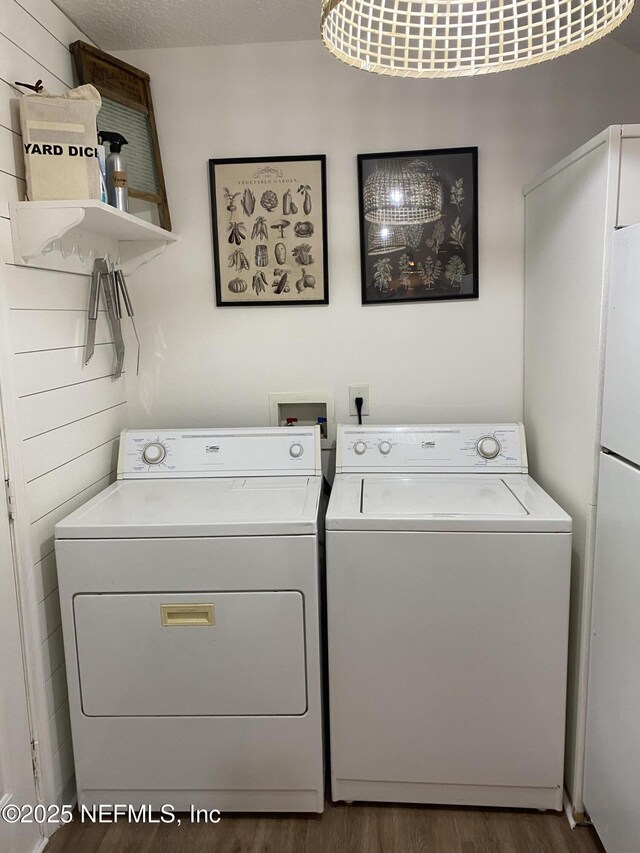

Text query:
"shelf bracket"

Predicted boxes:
[[119, 240, 170, 276], [13, 206, 85, 261]]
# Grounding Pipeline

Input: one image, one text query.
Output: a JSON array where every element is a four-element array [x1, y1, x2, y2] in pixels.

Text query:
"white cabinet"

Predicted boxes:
[[523, 124, 640, 818], [584, 453, 640, 853], [617, 134, 640, 227], [601, 225, 640, 466]]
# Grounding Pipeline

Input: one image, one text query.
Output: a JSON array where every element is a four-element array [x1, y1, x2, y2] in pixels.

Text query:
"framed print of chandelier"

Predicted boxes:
[[358, 147, 478, 305], [321, 0, 634, 78]]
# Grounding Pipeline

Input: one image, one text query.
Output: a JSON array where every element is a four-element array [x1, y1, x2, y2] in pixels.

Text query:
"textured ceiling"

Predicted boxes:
[[53, 0, 320, 50], [54, 0, 640, 54]]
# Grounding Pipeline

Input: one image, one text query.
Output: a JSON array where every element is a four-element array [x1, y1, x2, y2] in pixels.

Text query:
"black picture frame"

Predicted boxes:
[[209, 155, 329, 306], [358, 147, 478, 305]]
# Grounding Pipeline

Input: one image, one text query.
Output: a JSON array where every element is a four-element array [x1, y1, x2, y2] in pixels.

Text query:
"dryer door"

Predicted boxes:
[[74, 591, 307, 716]]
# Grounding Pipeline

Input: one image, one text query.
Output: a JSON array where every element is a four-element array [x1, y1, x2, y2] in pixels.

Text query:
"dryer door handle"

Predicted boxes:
[[160, 603, 215, 627]]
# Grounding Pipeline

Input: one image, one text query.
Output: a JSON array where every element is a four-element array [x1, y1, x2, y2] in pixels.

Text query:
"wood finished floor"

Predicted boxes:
[[46, 801, 604, 853]]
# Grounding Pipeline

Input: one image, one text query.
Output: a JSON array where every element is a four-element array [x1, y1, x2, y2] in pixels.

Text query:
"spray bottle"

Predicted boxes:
[[98, 131, 129, 213]]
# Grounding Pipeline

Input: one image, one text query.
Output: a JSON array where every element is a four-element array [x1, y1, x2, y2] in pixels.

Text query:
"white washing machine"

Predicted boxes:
[[55, 427, 325, 813], [326, 423, 571, 811]]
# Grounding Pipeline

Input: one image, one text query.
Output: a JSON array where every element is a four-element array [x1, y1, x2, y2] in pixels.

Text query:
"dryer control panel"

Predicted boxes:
[[337, 423, 527, 474], [118, 427, 322, 478]]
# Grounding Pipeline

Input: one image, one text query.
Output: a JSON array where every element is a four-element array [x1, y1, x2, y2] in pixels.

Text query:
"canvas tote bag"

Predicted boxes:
[[19, 84, 102, 201]]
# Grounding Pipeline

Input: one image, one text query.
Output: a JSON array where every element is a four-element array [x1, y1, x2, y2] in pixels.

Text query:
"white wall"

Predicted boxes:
[[0, 426, 40, 853], [0, 0, 128, 812], [117, 37, 640, 431]]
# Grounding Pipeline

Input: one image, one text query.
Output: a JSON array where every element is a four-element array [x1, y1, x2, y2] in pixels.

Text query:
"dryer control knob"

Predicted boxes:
[[142, 442, 166, 464], [353, 441, 367, 456], [378, 441, 392, 455], [477, 436, 501, 459], [289, 443, 304, 458]]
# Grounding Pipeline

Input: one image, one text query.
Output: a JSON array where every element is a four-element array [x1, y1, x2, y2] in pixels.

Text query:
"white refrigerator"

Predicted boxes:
[[584, 224, 640, 853]]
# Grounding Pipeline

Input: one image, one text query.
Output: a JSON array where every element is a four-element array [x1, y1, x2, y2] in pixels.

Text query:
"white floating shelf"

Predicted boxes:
[[9, 199, 178, 276]]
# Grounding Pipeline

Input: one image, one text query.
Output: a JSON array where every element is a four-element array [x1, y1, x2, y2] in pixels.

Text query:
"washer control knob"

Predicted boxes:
[[142, 442, 166, 464], [289, 443, 304, 459], [353, 441, 367, 456], [477, 436, 501, 459], [378, 441, 392, 455]]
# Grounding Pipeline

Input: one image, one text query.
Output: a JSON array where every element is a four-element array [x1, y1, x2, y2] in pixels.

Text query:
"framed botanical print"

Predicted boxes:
[[209, 155, 329, 306], [358, 147, 478, 304]]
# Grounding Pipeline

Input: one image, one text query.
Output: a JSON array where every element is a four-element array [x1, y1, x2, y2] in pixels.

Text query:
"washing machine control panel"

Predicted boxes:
[[118, 427, 322, 478], [337, 423, 527, 473]]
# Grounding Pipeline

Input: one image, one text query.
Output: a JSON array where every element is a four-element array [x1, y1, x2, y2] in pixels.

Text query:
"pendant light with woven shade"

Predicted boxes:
[[321, 0, 634, 79]]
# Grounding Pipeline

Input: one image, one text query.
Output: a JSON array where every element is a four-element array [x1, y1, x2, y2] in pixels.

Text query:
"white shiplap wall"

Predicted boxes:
[[0, 0, 128, 808]]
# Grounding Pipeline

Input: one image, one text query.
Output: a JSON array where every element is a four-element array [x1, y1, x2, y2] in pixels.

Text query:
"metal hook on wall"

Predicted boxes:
[[14, 80, 44, 93]]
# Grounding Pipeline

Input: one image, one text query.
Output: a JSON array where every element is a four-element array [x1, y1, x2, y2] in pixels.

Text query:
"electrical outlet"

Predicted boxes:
[[349, 384, 370, 417]]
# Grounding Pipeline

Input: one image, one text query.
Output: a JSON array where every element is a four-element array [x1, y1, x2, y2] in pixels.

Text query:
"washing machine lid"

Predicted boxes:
[[55, 476, 322, 539], [326, 474, 571, 533]]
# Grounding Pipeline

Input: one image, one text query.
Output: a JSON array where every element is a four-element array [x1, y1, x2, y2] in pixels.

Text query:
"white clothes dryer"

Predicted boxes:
[[55, 427, 325, 813], [326, 423, 571, 811]]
